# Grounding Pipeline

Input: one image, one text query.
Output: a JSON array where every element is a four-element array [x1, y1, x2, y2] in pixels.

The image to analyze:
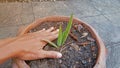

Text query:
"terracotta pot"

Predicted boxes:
[[17, 16, 107, 68]]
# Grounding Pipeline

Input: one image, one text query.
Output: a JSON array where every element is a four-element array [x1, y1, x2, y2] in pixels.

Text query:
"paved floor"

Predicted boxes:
[[0, 0, 120, 68], [0, 0, 65, 2]]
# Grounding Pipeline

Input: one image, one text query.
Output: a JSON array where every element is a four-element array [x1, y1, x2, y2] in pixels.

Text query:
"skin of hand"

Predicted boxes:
[[0, 27, 62, 65]]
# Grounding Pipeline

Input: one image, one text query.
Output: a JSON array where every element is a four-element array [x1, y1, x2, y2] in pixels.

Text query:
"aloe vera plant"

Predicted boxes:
[[57, 14, 73, 46], [43, 14, 73, 48]]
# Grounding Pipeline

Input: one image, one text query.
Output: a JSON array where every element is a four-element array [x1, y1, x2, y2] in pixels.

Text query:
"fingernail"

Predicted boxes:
[[43, 28, 45, 30], [56, 29, 59, 31], [57, 53, 62, 58], [51, 27, 54, 29]]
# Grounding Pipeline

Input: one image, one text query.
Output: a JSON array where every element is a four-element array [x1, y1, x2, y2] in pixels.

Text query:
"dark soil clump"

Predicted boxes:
[[27, 22, 98, 68]]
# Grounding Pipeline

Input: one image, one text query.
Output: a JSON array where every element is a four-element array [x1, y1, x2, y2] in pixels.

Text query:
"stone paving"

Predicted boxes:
[[0, 0, 120, 68]]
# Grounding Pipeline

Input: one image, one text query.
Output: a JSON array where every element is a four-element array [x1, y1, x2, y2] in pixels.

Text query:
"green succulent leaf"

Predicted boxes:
[[43, 14, 73, 48], [62, 14, 73, 45], [57, 24, 63, 46]]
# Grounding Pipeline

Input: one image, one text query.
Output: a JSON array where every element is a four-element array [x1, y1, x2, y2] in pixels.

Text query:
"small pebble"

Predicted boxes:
[[60, 64, 66, 68], [91, 46, 96, 51], [88, 58, 91, 62], [81, 60, 87, 64], [69, 47, 73, 50], [76, 61, 79, 64], [79, 48, 81, 51], [59, 60, 62, 63], [77, 24, 83, 32], [70, 43, 79, 51], [93, 53, 97, 57]]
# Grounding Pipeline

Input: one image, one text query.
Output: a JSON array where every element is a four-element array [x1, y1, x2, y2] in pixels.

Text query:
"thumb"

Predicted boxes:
[[37, 50, 62, 59], [12, 58, 30, 68]]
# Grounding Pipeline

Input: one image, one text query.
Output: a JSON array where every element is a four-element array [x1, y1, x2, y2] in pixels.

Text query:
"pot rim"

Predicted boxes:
[[19, 16, 107, 68]]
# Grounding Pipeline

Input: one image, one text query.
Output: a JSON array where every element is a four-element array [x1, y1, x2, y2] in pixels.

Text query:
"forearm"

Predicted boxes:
[[0, 37, 16, 47], [0, 44, 18, 64], [0, 38, 21, 64]]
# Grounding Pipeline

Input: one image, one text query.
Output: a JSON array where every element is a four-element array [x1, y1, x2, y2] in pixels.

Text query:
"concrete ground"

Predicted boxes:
[[0, 0, 120, 68]]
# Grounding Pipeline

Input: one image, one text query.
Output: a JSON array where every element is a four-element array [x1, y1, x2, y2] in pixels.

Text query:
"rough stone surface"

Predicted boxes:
[[0, 0, 120, 68]]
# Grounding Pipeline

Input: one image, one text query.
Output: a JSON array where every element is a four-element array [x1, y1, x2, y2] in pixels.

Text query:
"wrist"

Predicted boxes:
[[7, 41, 24, 58], [0, 38, 23, 63], [0, 45, 19, 64]]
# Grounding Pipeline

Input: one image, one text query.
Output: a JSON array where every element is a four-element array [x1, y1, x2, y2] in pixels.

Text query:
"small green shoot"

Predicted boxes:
[[57, 14, 73, 46], [42, 14, 73, 48]]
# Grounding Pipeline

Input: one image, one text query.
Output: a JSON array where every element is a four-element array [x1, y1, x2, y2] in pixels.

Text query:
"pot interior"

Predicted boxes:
[[24, 19, 99, 68]]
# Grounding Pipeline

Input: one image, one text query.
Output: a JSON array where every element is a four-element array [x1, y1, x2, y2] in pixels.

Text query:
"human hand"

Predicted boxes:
[[12, 27, 62, 60]]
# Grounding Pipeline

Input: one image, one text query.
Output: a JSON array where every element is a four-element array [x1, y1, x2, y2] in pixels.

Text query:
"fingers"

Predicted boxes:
[[38, 27, 58, 34], [12, 59, 30, 68], [51, 29, 59, 34], [37, 27, 59, 40], [19, 50, 62, 60], [12, 62, 18, 68], [38, 28, 45, 32], [37, 50, 62, 59], [46, 27, 54, 32], [47, 34, 58, 41]]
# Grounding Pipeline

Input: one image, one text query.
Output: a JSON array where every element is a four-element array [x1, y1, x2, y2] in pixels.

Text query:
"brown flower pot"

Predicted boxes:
[[17, 16, 107, 68]]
